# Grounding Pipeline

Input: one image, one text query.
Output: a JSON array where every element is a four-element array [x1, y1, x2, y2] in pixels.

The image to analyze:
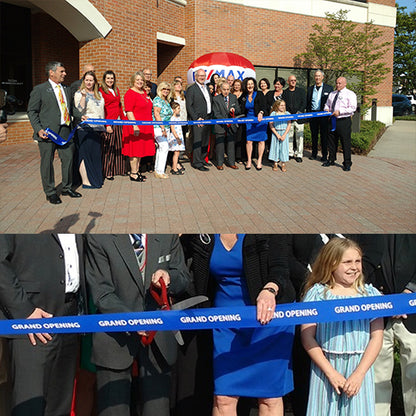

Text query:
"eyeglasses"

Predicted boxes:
[[162, 88, 171, 91]]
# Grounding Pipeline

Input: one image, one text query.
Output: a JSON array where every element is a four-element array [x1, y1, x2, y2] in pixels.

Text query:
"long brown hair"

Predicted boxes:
[[302, 238, 365, 299], [101, 70, 119, 96], [79, 71, 101, 100]]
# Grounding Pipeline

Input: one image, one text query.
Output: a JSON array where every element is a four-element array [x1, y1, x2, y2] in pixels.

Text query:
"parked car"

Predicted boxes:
[[392, 94, 412, 116], [406, 94, 416, 113]]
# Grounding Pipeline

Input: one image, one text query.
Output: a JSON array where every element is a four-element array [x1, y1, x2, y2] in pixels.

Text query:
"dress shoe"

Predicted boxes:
[[322, 161, 335, 167], [105, 176, 114, 181], [228, 164, 239, 170], [216, 165, 224, 170], [82, 184, 101, 189], [343, 166, 351, 171], [295, 157, 303, 163], [309, 155, 317, 160], [62, 189, 82, 198], [321, 157, 328, 163], [194, 165, 209, 171], [203, 161, 212, 167], [154, 172, 169, 179], [46, 194, 62, 204]]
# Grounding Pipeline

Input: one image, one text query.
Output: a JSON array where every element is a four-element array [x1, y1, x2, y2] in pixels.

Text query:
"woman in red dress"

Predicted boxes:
[[99, 70, 127, 180], [122, 71, 155, 182]]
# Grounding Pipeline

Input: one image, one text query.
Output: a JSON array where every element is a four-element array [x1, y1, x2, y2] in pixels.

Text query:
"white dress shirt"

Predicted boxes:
[[58, 234, 80, 293]]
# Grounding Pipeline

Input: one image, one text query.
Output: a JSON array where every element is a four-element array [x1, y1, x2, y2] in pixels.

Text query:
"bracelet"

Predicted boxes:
[[262, 287, 277, 295]]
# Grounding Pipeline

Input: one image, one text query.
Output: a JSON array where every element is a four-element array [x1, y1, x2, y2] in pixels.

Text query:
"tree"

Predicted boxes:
[[294, 10, 390, 115], [394, 5, 416, 93]]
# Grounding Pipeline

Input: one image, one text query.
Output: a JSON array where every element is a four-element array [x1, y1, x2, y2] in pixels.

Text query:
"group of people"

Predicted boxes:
[[27, 62, 357, 204], [0, 234, 414, 416]]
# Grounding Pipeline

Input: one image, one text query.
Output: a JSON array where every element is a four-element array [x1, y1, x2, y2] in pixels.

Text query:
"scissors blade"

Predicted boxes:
[[170, 295, 209, 310]]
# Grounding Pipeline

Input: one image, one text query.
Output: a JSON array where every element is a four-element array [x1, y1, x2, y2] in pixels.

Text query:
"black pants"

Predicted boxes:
[[327, 117, 352, 168], [309, 116, 329, 160], [191, 124, 210, 167], [8, 299, 79, 416], [37, 125, 74, 196]]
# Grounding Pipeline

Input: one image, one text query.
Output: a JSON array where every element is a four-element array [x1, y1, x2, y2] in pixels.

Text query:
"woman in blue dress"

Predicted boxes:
[[189, 234, 296, 416], [243, 78, 268, 171]]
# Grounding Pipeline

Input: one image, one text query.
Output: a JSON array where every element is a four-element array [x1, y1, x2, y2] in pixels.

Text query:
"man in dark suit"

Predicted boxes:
[[85, 234, 190, 416], [27, 61, 82, 204], [186, 69, 213, 171], [212, 82, 241, 170], [0, 234, 86, 416], [306, 70, 333, 162], [349, 234, 416, 416]]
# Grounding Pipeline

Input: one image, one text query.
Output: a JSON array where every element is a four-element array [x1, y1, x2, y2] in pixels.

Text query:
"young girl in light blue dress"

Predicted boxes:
[[301, 238, 384, 416], [268, 100, 291, 172]]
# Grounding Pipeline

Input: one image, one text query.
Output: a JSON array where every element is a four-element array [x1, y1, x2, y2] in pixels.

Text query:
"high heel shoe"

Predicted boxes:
[[130, 172, 145, 182], [154, 172, 169, 179]]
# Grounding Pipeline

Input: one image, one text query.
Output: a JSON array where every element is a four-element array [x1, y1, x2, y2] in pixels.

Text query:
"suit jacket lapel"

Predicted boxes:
[[144, 235, 161, 289], [113, 235, 145, 296]]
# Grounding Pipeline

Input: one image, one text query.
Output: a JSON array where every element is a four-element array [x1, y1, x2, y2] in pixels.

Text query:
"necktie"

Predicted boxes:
[[132, 234, 144, 260], [331, 91, 340, 112], [57, 85, 70, 126], [316, 85, 321, 91]]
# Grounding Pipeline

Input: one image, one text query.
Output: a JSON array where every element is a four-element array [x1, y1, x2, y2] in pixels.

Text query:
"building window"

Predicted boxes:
[[0, 3, 32, 114]]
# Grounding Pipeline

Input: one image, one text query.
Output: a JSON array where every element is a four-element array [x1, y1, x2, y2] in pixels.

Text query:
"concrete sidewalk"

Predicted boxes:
[[0, 121, 415, 233]]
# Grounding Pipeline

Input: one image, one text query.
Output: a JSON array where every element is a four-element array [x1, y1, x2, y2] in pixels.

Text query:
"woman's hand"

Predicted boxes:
[[80, 88, 87, 96], [326, 368, 347, 395], [81, 116, 89, 122], [256, 285, 278, 325], [343, 371, 364, 398], [106, 126, 113, 134], [133, 125, 140, 136], [257, 111, 264, 123], [162, 128, 167, 137]]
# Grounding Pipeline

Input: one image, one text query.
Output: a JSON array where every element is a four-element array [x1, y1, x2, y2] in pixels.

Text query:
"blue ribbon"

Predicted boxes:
[[1, 293, 414, 335], [45, 111, 331, 146]]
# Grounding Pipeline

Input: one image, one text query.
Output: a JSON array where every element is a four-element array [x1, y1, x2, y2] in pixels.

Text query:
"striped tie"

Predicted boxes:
[[57, 85, 70, 126]]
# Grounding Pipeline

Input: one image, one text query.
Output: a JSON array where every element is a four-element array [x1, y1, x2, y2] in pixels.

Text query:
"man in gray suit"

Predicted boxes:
[[0, 234, 86, 416], [212, 82, 241, 170], [186, 69, 213, 171], [27, 61, 82, 204], [85, 234, 190, 416]]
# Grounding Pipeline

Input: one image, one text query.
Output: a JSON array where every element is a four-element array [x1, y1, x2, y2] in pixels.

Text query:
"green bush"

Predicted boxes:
[[303, 120, 386, 155], [394, 114, 416, 121]]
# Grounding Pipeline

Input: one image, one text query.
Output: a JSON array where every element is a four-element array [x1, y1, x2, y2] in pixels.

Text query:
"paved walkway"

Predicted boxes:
[[0, 121, 415, 233]]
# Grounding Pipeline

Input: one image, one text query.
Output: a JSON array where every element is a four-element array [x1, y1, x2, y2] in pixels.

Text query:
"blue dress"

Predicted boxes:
[[303, 283, 381, 416], [269, 111, 290, 163], [209, 234, 294, 398], [245, 92, 267, 142]]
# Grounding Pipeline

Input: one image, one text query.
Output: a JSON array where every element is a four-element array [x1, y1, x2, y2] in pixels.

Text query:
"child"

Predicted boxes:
[[301, 238, 384, 416], [269, 100, 291, 172], [169, 102, 186, 175]]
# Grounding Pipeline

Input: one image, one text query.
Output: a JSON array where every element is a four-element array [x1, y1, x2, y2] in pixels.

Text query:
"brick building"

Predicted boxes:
[[0, 0, 396, 145]]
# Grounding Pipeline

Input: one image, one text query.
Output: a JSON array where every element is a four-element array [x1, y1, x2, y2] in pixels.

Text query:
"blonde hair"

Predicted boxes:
[[156, 82, 171, 99], [271, 99, 286, 113], [79, 71, 101, 101], [216, 77, 227, 94], [129, 71, 145, 89], [302, 238, 365, 298]]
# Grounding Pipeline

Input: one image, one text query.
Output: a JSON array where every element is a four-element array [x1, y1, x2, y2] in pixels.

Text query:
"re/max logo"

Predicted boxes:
[[191, 68, 247, 82]]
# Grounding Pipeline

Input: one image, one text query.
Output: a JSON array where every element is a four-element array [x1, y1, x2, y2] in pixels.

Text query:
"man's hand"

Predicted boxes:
[[197, 117, 204, 128], [106, 126, 113, 134], [38, 129, 48, 139], [151, 269, 170, 288], [27, 307, 53, 346]]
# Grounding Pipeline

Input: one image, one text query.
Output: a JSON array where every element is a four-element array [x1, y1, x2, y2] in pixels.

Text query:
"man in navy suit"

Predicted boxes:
[[212, 82, 241, 170], [186, 69, 213, 171], [306, 70, 333, 162], [27, 61, 82, 204]]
